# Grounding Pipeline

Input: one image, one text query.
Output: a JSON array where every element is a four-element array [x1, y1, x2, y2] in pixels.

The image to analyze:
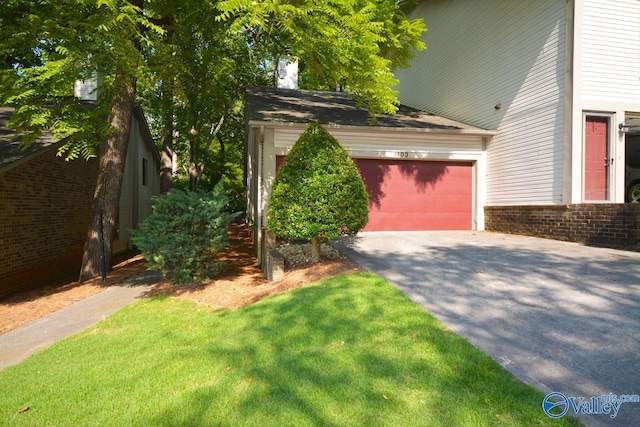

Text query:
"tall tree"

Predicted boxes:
[[139, 2, 271, 195], [0, 0, 162, 281], [142, 0, 425, 197]]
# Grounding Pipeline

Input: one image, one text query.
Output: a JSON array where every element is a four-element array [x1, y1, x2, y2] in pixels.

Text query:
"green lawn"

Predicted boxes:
[[0, 272, 581, 426]]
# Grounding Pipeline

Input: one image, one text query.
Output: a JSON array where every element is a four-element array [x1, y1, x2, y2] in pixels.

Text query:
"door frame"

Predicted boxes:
[[582, 111, 615, 202]]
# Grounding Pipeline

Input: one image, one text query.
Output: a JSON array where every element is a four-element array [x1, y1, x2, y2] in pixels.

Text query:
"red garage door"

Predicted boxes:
[[355, 159, 472, 231], [275, 156, 473, 231]]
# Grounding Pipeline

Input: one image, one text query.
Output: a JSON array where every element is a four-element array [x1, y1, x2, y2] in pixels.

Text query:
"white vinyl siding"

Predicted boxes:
[[396, 0, 566, 205], [113, 141, 133, 254], [581, 0, 640, 102], [113, 114, 160, 254]]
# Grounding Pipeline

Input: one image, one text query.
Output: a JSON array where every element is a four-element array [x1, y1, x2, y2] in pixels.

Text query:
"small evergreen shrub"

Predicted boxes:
[[131, 183, 237, 283], [267, 122, 369, 259]]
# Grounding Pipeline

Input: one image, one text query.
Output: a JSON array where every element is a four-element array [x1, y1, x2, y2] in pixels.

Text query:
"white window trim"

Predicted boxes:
[[582, 111, 616, 203]]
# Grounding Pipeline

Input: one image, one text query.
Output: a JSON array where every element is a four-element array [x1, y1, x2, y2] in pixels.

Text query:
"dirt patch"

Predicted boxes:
[[0, 223, 362, 334]]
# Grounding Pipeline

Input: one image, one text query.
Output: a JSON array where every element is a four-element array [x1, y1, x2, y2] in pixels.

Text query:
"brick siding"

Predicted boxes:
[[485, 204, 640, 251], [0, 149, 98, 298]]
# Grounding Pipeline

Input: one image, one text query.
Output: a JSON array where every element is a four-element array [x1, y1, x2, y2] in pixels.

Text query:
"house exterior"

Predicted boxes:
[[0, 105, 160, 298], [245, 86, 495, 262], [395, 0, 640, 249], [113, 106, 161, 254], [246, 0, 640, 264]]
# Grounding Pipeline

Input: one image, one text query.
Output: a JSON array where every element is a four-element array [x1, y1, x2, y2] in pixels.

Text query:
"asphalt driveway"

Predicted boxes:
[[332, 231, 640, 427]]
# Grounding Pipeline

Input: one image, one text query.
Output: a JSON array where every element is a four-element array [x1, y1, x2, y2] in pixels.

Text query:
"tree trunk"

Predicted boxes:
[[159, 80, 174, 195], [310, 236, 321, 262], [79, 71, 137, 282], [189, 134, 199, 192], [218, 134, 226, 177]]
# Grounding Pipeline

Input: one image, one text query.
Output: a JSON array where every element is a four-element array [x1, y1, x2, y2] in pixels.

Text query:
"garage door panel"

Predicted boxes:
[[367, 212, 470, 231], [371, 193, 469, 212], [275, 155, 473, 231], [356, 159, 472, 231]]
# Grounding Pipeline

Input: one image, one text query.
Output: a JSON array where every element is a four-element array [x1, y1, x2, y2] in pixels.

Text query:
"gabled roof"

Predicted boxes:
[[0, 107, 62, 173], [0, 104, 160, 174], [245, 86, 494, 135]]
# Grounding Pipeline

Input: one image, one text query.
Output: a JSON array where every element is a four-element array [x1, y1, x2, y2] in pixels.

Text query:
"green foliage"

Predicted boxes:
[[0, 0, 163, 159], [1, 0, 425, 188], [216, 0, 426, 117], [138, 1, 271, 194], [131, 183, 237, 283], [267, 122, 369, 241]]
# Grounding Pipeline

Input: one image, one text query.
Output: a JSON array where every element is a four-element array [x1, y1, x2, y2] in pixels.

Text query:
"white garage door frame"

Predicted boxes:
[[353, 157, 474, 231], [248, 124, 492, 262]]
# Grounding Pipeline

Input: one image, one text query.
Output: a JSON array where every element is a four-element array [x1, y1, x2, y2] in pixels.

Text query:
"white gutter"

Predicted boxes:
[[246, 120, 497, 137]]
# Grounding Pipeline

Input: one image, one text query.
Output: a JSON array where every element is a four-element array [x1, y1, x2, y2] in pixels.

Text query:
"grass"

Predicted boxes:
[[0, 272, 581, 426]]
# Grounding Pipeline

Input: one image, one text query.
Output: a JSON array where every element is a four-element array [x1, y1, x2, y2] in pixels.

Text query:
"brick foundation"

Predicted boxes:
[[485, 204, 640, 251]]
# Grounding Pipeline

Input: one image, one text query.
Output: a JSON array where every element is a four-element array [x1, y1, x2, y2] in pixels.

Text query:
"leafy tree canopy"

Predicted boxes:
[[0, 0, 425, 278], [217, 0, 425, 116], [1, 0, 425, 164], [0, 0, 162, 159]]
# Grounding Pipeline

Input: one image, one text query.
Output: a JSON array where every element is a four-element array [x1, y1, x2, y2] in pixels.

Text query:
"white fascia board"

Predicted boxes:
[[247, 120, 496, 137]]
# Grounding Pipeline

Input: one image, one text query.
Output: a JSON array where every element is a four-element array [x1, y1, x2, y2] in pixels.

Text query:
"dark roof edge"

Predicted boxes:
[[133, 104, 161, 167], [1, 104, 160, 173], [245, 86, 495, 134], [0, 138, 65, 174]]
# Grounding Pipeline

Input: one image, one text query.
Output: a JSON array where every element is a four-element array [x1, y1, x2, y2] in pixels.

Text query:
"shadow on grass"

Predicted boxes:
[[146, 273, 573, 426], [333, 232, 640, 426], [0, 272, 582, 425]]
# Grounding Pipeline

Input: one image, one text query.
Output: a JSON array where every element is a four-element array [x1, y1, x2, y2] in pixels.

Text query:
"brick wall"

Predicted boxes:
[[0, 149, 98, 298], [485, 204, 640, 251]]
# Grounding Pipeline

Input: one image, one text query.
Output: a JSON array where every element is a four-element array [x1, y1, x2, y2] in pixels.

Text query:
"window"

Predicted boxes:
[[142, 158, 148, 186]]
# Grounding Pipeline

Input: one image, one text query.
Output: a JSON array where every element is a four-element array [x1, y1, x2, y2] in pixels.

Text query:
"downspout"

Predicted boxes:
[[563, 0, 577, 204], [256, 124, 265, 265], [131, 118, 139, 231]]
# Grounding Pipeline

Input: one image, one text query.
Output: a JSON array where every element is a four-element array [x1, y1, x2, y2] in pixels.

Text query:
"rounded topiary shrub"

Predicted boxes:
[[267, 122, 369, 260], [131, 182, 236, 283]]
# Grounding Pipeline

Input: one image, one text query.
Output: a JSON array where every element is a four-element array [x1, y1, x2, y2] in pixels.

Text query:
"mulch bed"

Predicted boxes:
[[0, 254, 148, 334], [0, 222, 362, 334]]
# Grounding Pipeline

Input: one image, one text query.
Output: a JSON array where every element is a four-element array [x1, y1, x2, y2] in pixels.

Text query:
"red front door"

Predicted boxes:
[[584, 116, 609, 200]]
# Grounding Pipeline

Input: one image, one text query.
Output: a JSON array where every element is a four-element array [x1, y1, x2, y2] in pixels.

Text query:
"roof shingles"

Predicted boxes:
[[0, 107, 60, 172], [245, 86, 487, 132]]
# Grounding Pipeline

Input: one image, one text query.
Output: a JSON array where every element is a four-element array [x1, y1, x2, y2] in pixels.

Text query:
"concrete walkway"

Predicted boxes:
[[0, 270, 161, 370], [333, 231, 640, 427]]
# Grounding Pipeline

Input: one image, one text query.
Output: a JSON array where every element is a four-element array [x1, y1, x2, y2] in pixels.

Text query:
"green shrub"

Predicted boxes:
[[131, 183, 237, 283], [267, 122, 369, 259]]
